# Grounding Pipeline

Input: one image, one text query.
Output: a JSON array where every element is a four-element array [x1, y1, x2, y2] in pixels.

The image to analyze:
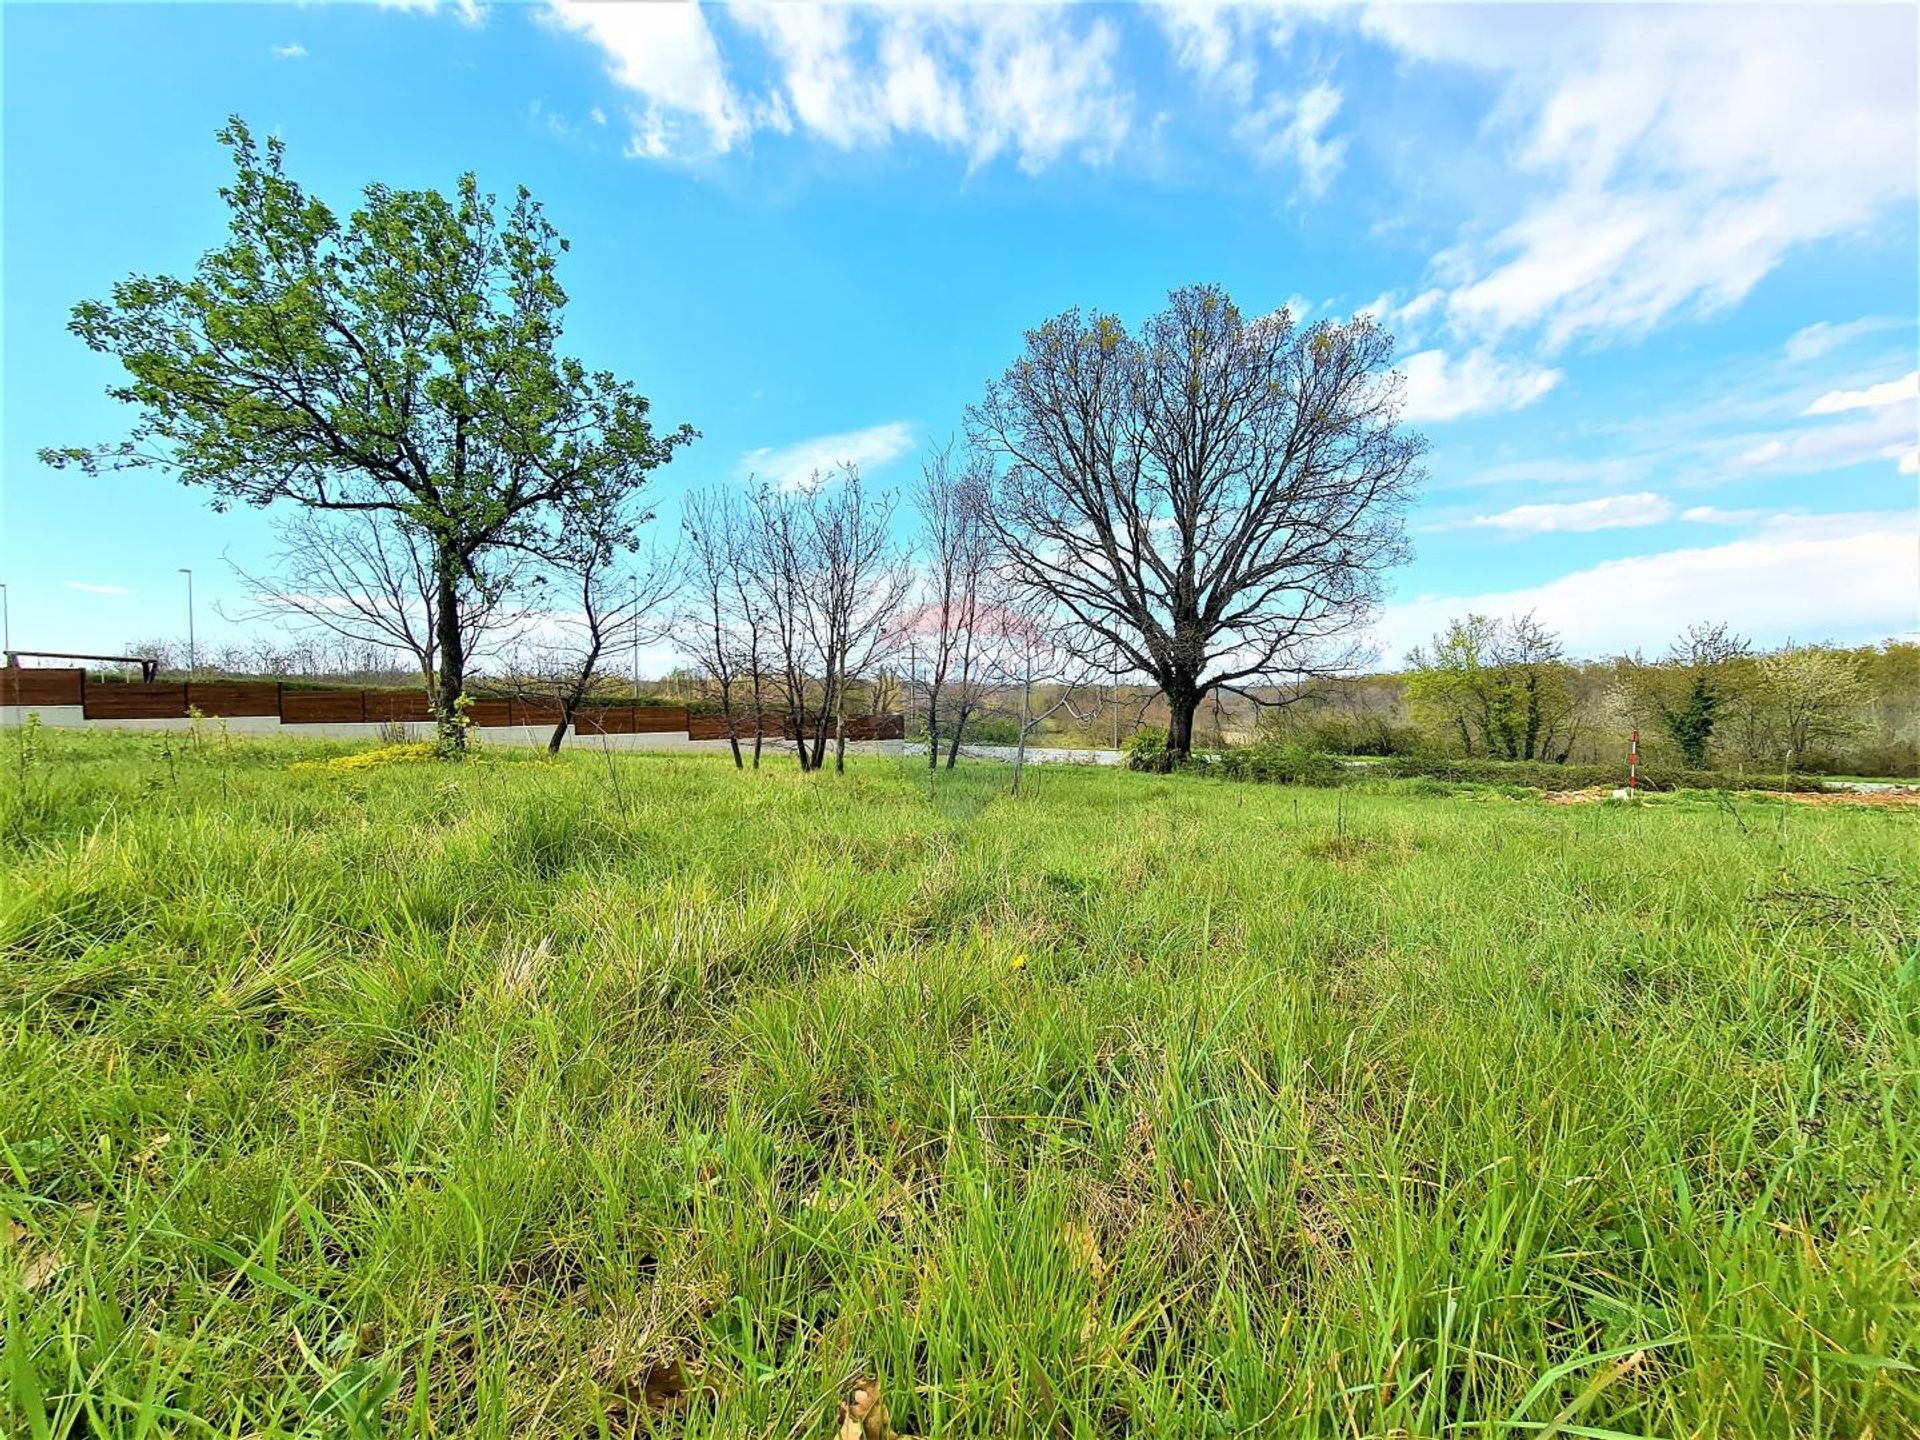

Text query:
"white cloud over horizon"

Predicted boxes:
[[1374, 511, 1918, 662]]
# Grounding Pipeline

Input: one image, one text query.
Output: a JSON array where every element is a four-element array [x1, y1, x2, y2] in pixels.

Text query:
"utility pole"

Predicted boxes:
[[1, 582, 10, 659], [178, 568, 195, 677]]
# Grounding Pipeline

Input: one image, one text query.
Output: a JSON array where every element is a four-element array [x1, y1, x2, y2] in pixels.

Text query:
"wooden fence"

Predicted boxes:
[[3, 667, 904, 740]]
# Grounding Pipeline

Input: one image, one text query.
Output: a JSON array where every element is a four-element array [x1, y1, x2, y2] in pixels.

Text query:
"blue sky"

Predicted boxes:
[[3, 0, 1916, 670]]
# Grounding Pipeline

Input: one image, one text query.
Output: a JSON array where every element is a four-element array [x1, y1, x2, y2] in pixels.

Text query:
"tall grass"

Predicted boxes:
[[2, 729, 1915, 1437]]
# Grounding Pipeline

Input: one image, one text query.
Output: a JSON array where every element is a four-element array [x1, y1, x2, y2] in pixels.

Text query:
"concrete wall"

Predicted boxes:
[[0, 706, 903, 757]]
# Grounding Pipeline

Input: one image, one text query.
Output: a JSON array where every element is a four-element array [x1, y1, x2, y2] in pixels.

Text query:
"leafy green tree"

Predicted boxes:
[[1759, 643, 1869, 769], [1406, 611, 1578, 761], [1644, 622, 1749, 767], [41, 118, 691, 740]]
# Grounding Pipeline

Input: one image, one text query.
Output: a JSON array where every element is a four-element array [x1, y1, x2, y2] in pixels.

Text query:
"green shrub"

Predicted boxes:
[[1216, 740, 1345, 787], [1124, 727, 1182, 773], [1372, 757, 1828, 793]]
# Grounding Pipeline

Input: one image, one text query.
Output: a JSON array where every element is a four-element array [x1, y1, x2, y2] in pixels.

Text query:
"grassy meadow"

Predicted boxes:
[[2, 729, 1916, 1438]]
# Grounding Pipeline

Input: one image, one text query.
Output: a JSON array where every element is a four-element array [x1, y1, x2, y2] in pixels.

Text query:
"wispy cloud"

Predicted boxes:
[[270, 43, 307, 60], [1444, 492, 1673, 535], [545, 1, 1131, 172], [1366, 7, 1917, 349], [739, 420, 916, 491], [64, 581, 131, 597], [1803, 370, 1919, 416], [1398, 347, 1561, 422], [1784, 317, 1907, 363]]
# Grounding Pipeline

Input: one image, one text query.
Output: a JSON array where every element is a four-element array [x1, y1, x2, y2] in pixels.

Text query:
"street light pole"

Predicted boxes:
[[178, 568, 195, 677], [1, 582, 10, 659]]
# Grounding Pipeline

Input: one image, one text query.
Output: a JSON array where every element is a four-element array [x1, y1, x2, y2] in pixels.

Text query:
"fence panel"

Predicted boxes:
[[465, 699, 513, 728], [185, 681, 281, 717], [636, 705, 689, 734], [573, 707, 630, 735], [2, 668, 84, 707], [280, 691, 368, 724], [84, 684, 188, 720], [364, 691, 433, 723]]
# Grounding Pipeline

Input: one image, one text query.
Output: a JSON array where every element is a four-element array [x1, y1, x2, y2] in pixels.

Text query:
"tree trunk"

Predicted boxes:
[[1165, 675, 1201, 759], [749, 670, 764, 770], [547, 705, 571, 756], [833, 670, 848, 775], [432, 545, 466, 750], [719, 683, 743, 769], [1011, 667, 1032, 795]]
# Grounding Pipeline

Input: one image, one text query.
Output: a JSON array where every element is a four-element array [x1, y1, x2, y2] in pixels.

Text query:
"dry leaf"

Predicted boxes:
[[1063, 1220, 1106, 1280], [135, 1132, 172, 1167], [838, 1375, 893, 1440], [22, 1245, 66, 1293], [639, 1358, 691, 1410]]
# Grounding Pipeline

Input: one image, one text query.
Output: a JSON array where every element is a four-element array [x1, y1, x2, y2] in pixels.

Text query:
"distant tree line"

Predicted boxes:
[[1266, 619, 1917, 778]]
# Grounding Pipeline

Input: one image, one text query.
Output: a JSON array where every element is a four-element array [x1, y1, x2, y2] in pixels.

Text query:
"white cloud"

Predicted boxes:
[[1680, 505, 1778, 526], [548, 2, 1131, 171], [1398, 347, 1562, 422], [1377, 512, 1918, 657], [1155, 2, 1348, 192], [740, 420, 916, 491], [1448, 492, 1673, 535], [1784, 317, 1906, 363], [1803, 370, 1919, 416], [1367, 6, 1918, 348], [378, 0, 483, 25], [1733, 403, 1917, 475], [1232, 81, 1346, 195], [744, 4, 1132, 173], [1155, 1, 1258, 102], [270, 43, 307, 60], [544, 0, 751, 158], [64, 581, 131, 597]]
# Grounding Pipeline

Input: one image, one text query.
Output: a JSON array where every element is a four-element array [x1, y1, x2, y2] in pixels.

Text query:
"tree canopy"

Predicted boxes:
[[41, 117, 691, 734], [969, 284, 1423, 757]]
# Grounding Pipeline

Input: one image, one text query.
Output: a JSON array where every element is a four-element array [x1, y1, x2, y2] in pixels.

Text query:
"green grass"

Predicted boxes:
[[2, 728, 1916, 1438]]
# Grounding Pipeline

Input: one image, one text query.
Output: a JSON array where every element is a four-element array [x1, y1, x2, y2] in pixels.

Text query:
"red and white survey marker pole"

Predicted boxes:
[[1628, 729, 1640, 794]]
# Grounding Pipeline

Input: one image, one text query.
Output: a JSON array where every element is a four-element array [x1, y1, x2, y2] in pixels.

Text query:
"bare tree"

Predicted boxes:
[[990, 600, 1104, 795], [909, 441, 999, 769], [507, 505, 677, 754], [739, 467, 910, 773], [969, 284, 1423, 759], [742, 479, 820, 767], [677, 486, 766, 768], [224, 509, 528, 698], [804, 467, 912, 773]]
